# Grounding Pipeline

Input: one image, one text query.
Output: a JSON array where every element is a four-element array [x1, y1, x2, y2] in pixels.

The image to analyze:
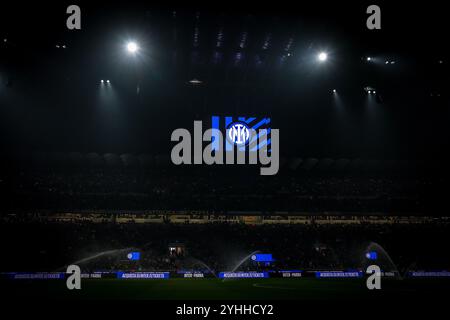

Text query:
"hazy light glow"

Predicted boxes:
[[127, 41, 139, 53], [189, 79, 203, 85], [318, 52, 327, 61]]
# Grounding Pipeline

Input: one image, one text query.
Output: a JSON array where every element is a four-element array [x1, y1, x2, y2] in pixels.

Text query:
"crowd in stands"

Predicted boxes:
[[1, 168, 441, 212], [1, 216, 448, 274], [1, 165, 446, 274]]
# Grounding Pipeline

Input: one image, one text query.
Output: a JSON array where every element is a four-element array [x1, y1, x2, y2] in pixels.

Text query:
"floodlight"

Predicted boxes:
[[318, 52, 327, 61], [127, 41, 139, 53], [189, 79, 203, 85]]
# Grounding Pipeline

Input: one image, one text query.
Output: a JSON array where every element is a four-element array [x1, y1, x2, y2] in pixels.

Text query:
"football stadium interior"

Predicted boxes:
[[0, 1, 449, 303]]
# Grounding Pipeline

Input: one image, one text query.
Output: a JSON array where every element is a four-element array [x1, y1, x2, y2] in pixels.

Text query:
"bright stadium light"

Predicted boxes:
[[332, 89, 337, 93], [318, 52, 327, 62], [189, 79, 203, 85], [126, 41, 139, 54], [106, 80, 110, 83], [100, 80, 104, 83], [367, 57, 371, 61]]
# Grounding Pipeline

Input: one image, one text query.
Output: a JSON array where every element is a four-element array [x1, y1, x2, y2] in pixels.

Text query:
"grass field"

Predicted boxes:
[[4, 277, 449, 300]]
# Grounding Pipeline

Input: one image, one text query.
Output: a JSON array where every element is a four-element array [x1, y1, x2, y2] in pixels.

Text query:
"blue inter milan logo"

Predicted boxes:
[[227, 121, 251, 146], [211, 116, 271, 152]]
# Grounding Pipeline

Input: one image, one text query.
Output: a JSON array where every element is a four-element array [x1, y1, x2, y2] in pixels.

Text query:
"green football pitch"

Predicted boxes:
[[4, 278, 448, 300]]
